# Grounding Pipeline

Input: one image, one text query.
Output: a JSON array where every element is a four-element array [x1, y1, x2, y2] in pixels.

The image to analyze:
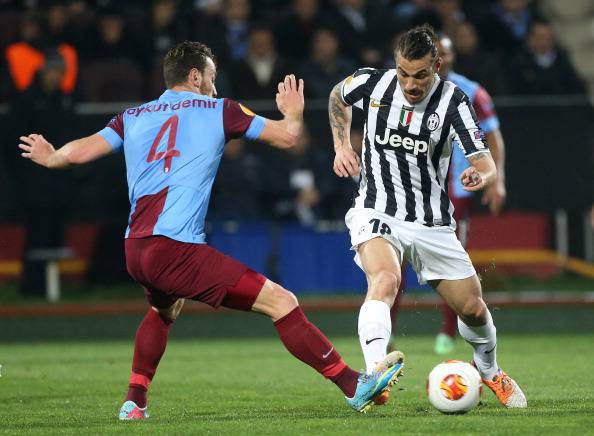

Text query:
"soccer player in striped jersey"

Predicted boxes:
[[19, 41, 404, 417], [389, 33, 508, 355], [328, 25, 526, 408]]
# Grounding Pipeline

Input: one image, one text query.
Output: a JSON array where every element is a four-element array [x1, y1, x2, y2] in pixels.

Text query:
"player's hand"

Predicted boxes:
[[482, 181, 506, 214], [334, 146, 360, 178], [276, 74, 304, 119], [460, 166, 485, 191], [18, 134, 56, 167]]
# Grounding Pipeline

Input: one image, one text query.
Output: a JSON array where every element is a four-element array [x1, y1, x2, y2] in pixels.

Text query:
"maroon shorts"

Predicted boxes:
[[125, 236, 266, 311]]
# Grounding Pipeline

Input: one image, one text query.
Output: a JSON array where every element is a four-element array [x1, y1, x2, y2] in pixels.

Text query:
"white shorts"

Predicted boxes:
[[345, 208, 476, 284]]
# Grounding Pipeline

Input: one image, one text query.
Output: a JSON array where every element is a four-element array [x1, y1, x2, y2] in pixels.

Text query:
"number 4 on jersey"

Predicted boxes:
[[147, 115, 181, 173]]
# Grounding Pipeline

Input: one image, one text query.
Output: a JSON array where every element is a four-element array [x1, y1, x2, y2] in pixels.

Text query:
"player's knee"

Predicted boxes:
[[157, 299, 185, 322], [458, 297, 487, 323], [368, 270, 400, 301], [274, 286, 299, 312], [266, 282, 298, 319]]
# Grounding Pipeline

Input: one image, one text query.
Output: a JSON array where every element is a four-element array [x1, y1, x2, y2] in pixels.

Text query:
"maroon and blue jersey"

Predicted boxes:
[[98, 89, 265, 243]]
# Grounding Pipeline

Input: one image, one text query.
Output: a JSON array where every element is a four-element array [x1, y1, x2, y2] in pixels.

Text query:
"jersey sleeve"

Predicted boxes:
[[340, 68, 379, 109], [449, 89, 489, 157], [472, 86, 500, 133], [98, 113, 124, 151], [223, 99, 265, 142]]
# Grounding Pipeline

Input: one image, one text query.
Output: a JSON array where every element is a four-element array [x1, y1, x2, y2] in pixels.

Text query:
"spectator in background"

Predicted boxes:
[[228, 26, 292, 99], [46, 3, 73, 45], [262, 125, 323, 226], [391, 0, 440, 33], [66, 0, 95, 31], [144, 0, 192, 97], [194, 0, 252, 66], [4, 11, 78, 96], [509, 21, 586, 95], [453, 21, 508, 95], [275, 0, 329, 62], [299, 27, 355, 98], [210, 138, 265, 221], [148, 0, 189, 59], [87, 7, 143, 67], [194, 0, 223, 15], [331, 0, 389, 66], [391, 0, 430, 24], [432, 0, 465, 38], [8, 52, 75, 296], [479, 0, 541, 55]]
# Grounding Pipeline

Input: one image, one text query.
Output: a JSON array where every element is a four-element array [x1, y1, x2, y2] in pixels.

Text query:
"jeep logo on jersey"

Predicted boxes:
[[399, 106, 414, 127], [375, 128, 428, 155], [426, 113, 440, 131]]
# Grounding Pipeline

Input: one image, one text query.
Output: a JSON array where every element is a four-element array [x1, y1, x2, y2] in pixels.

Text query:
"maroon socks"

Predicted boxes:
[[125, 309, 173, 408], [274, 306, 358, 397], [125, 305, 360, 406], [440, 303, 458, 337]]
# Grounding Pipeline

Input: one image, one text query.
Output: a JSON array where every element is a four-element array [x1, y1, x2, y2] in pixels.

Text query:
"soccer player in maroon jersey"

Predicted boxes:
[[19, 41, 403, 418]]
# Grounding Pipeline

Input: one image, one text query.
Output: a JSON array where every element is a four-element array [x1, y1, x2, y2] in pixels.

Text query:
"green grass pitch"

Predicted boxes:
[[0, 334, 593, 435]]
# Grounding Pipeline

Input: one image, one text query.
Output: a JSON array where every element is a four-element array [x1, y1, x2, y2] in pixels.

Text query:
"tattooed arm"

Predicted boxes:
[[329, 81, 360, 177], [460, 152, 497, 192]]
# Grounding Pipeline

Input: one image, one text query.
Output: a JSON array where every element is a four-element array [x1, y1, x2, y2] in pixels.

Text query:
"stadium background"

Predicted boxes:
[[0, 0, 593, 296], [0, 1, 593, 433]]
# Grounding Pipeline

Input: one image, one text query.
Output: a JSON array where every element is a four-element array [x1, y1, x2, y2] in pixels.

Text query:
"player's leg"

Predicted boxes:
[[434, 199, 472, 354], [133, 237, 363, 399], [119, 237, 185, 420], [430, 275, 496, 375], [249, 276, 358, 397], [414, 227, 526, 408], [387, 266, 406, 353], [341, 209, 407, 407], [227, 271, 404, 412], [357, 237, 402, 374], [122, 297, 184, 419], [431, 276, 526, 408]]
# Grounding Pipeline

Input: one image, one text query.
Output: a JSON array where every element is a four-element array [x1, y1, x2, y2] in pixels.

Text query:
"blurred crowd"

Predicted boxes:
[[0, 0, 589, 227], [0, 0, 588, 103]]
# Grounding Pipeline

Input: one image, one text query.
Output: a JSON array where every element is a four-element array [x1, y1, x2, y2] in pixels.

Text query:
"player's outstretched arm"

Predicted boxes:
[[460, 152, 497, 192], [258, 74, 304, 149], [329, 80, 360, 178], [19, 133, 113, 169]]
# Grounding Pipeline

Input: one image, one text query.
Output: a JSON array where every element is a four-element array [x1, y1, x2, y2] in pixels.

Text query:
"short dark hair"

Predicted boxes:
[[163, 41, 215, 88], [395, 24, 438, 61]]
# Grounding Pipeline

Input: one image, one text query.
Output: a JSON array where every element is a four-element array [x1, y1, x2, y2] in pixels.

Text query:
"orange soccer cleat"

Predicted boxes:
[[482, 370, 527, 408], [373, 389, 391, 405]]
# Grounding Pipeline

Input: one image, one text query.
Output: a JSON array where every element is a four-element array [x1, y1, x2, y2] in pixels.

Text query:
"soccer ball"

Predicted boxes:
[[426, 360, 482, 413]]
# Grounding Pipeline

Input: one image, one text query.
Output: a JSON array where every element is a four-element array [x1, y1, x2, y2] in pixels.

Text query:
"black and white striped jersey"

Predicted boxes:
[[340, 68, 490, 228]]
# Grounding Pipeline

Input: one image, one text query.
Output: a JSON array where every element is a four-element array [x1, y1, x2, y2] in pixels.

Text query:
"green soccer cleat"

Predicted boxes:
[[345, 351, 405, 412], [434, 333, 455, 355]]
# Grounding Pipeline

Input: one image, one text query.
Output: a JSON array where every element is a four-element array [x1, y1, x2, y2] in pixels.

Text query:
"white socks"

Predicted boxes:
[[358, 300, 391, 374], [457, 310, 499, 380]]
